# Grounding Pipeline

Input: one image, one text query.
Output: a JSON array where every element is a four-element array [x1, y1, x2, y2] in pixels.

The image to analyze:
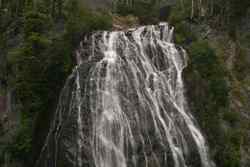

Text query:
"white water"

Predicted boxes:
[[35, 23, 213, 167], [86, 23, 213, 167]]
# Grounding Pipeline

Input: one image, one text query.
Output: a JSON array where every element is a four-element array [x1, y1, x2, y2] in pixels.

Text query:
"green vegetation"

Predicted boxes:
[[0, 0, 249, 167], [1, 0, 112, 166], [115, 0, 160, 24], [168, 0, 250, 39], [168, 2, 249, 164], [188, 41, 229, 105], [168, 3, 196, 45], [6, 117, 32, 163], [234, 47, 250, 82], [184, 40, 244, 167], [65, 1, 112, 47]]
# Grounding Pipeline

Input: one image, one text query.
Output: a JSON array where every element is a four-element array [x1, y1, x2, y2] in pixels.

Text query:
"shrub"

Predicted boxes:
[[7, 118, 32, 162], [24, 11, 52, 38], [185, 40, 238, 167], [65, 4, 112, 48], [234, 47, 250, 81], [115, 0, 160, 24]]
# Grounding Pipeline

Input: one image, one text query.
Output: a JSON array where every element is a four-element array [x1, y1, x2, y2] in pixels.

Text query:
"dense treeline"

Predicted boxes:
[[182, 0, 250, 38], [0, 0, 112, 165], [169, 1, 250, 167], [114, 0, 250, 36], [0, 0, 250, 166]]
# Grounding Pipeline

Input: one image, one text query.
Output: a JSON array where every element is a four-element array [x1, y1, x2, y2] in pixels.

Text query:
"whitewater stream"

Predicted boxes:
[[35, 23, 214, 167]]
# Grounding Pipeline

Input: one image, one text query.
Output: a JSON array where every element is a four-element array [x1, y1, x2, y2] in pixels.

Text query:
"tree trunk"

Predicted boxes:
[[191, 0, 194, 19]]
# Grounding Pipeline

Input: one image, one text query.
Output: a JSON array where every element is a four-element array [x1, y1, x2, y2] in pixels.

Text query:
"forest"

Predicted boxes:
[[0, 0, 250, 167]]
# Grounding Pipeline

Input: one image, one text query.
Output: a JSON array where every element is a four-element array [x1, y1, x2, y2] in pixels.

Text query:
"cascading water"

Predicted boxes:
[[35, 23, 214, 167]]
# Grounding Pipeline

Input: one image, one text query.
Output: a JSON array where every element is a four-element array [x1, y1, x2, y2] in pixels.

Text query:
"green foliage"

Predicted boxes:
[[189, 41, 229, 108], [24, 11, 52, 38], [6, 117, 32, 162], [115, 0, 160, 24], [168, 4, 196, 45], [1, 0, 247, 167], [174, 23, 196, 45], [115, 2, 134, 16], [189, 41, 228, 80], [215, 129, 242, 167], [226, 0, 250, 24], [169, 1, 249, 166], [2, 0, 114, 165], [233, 47, 250, 81], [4, 10, 54, 164], [65, 0, 112, 47], [9, 33, 52, 113], [170, 0, 250, 38], [187, 40, 230, 126], [184, 40, 243, 167], [241, 32, 250, 48], [168, 2, 190, 24]]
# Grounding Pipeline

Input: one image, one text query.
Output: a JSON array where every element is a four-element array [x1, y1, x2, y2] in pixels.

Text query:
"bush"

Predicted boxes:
[[168, 4, 196, 45], [188, 40, 230, 120], [173, 23, 196, 45], [115, 0, 160, 24], [2, 0, 114, 165], [185, 40, 240, 167], [168, 4, 189, 25], [65, 4, 112, 48], [6, 118, 32, 162], [223, 111, 241, 126], [234, 47, 250, 81], [24, 11, 52, 38]]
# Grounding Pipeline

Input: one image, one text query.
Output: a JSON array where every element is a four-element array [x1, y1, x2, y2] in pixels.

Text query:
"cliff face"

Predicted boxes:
[[0, 0, 250, 167]]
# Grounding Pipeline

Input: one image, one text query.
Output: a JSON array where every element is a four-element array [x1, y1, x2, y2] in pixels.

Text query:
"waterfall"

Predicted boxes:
[[35, 23, 214, 167]]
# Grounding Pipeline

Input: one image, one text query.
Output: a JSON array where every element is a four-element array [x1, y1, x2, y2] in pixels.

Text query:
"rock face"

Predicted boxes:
[[34, 23, 213, 167]]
